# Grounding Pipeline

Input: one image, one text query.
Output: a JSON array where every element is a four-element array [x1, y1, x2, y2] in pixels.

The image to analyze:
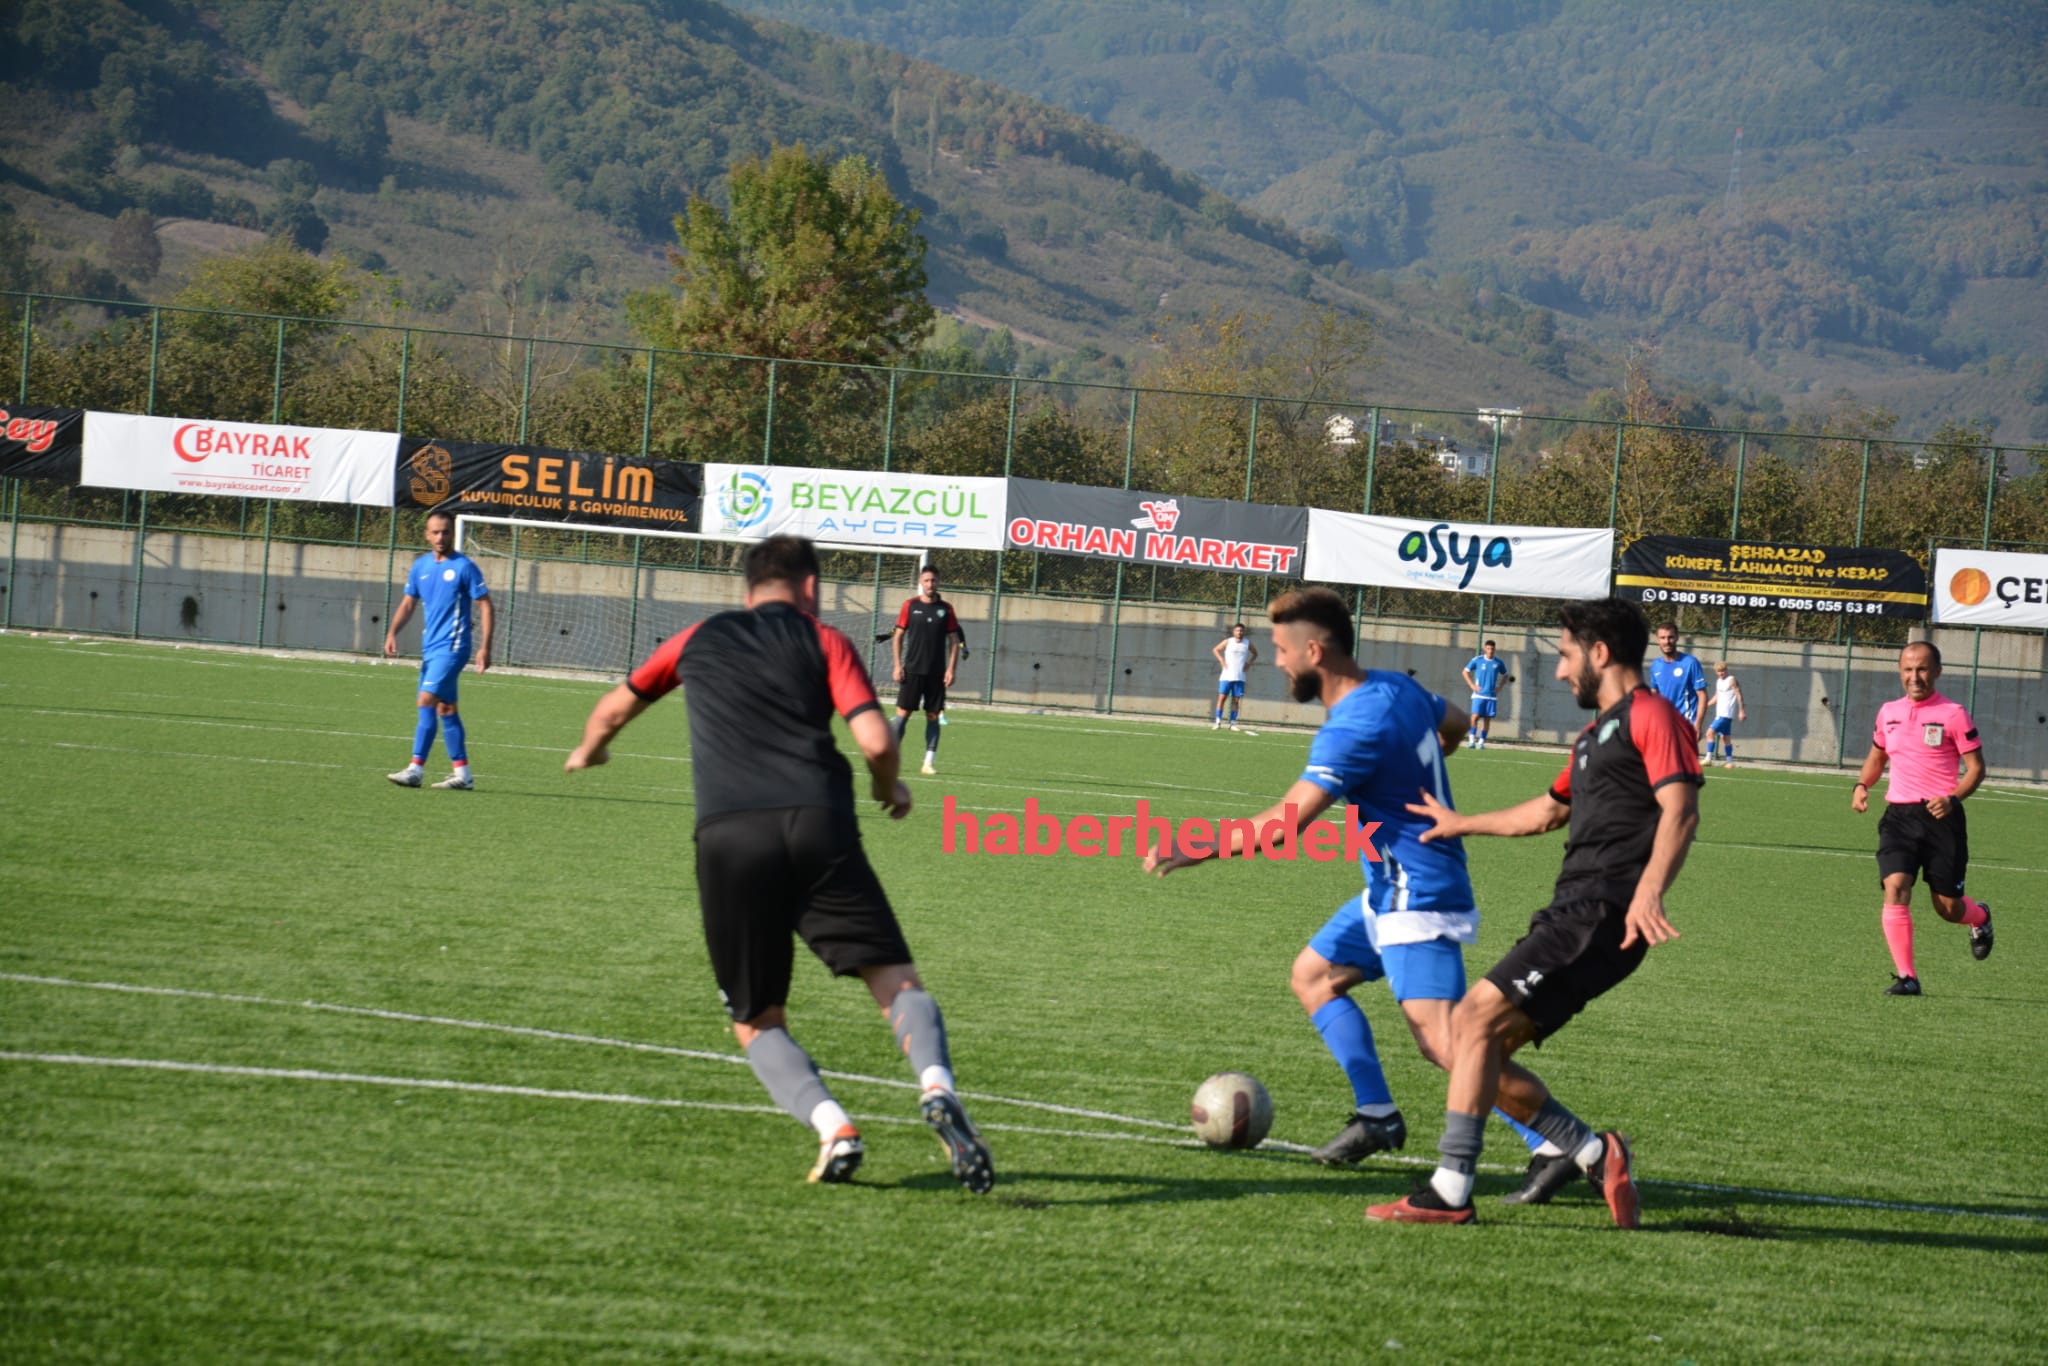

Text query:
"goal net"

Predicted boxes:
[[455, 515, 929, 680]]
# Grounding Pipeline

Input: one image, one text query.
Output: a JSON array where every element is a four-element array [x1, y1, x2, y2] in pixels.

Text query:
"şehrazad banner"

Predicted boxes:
[[0, 405, 83, 482], [1005, 478, 1307, 575], [1305, 509, 1613, 599], [83, 412, 396, 505], [703, 464, 1008, 550], [1616, 535, 1927, 619], [1932, 548, 2048, 628], [397, 438, 701, 530]]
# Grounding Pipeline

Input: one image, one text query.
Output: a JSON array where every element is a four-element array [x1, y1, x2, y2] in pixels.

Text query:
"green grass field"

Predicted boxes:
[[3, 630, 2044, 1362]]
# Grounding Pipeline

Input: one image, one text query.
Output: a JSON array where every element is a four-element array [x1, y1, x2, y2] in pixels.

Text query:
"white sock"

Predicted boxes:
[[810, 1099, 853, 1141], [1429, 1166, 1475, 1206], [1573, 1133, 1606, 1171], [1534, 1140, 1566, 1158], [1357, 1102, 1399, 1120], [919, 1065, 955, 1094]]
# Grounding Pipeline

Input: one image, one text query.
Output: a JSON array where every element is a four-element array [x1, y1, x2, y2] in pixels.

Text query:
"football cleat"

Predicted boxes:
[[1500, 1151, 1585, 1206], [808, 1125, 864, 1184], [1969, 904, 1993, 961], [431, 771, 475, 790], [1885, 974, 1922, 996], [919, 760, 937, 776], [1366, 1180, 1475, 1225], [387, 768, 423, 788], [1310, 1109, 1406, 1166], [920, 1088, 994, 1193], [1587, 1131, 1639, 1229]]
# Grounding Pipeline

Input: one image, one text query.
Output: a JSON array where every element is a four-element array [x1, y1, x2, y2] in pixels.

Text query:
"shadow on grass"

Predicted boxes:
[[1644, 1184, 2048, 1253], [881, 1155, 1404, 1208]]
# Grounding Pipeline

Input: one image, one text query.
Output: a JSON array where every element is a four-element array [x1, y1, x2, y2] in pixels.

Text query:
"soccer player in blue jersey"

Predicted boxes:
[[384, 510, 493, 790], [1461, 640, 1505, 749], [1647, 622, 1708, 753], [1145, 587, 1569, 1193]]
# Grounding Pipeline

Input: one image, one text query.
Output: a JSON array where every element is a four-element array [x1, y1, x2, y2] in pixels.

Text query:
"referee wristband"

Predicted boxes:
[[1853, 781, 1868, 791]]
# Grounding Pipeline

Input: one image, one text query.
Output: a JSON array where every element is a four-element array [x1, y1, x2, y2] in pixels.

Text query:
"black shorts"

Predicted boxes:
[[896, 671, 946, 714], [694, 806, 912, 1022], [1876, 800, 1969, 898], [1483, 893, 1648, 1042]]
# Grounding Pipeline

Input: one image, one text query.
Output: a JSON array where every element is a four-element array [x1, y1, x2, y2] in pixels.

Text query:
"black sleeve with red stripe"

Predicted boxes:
[[626, 622, 698, 702], [814, 621, 880, 721], [1632, 692, 1705, 790]]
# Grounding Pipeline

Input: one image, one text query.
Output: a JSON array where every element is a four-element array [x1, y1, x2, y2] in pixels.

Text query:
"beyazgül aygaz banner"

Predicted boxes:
[[399, 438, 702, 531], [1933, 548, 2048, 629], [83, 412, 396, 505], [1005, 478, 1307, 574], [1304, 509, 1614, 599], [0, 405, 83, 483], [703, 464, 1007, 552], [1616, 535, 1928, 619]]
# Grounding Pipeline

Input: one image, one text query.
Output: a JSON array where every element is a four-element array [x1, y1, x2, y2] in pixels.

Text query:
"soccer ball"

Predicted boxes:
[[1190, 1071, 1273, 1150]]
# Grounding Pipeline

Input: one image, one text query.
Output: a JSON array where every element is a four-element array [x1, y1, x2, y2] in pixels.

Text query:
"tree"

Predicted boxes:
[[156, 240, 361, 421], [107, 208, 161, 283]]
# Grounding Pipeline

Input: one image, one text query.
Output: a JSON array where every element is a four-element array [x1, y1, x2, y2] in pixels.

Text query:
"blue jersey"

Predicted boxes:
[[405, 552, 489, 656], [1299, 672, 1477, 942], [1647, 652, 1707, 722], [1465, 655, 1505, 698]]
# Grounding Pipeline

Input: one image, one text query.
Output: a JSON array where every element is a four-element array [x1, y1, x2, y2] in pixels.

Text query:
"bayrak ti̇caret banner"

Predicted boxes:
[[398, 438, 701, 532], [83, 412, 396, 505], [0, 405, 83, 483], [1004, 478, 1307, 575], [702, 464, 1008, 551], [1305, 509, 1614, 599], [1932, 548, 2048, 629], [1616, 535, 1927, 620]]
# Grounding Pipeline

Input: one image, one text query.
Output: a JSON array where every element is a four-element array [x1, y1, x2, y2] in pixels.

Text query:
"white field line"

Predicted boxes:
[[5, 1050, 2043, 1225]]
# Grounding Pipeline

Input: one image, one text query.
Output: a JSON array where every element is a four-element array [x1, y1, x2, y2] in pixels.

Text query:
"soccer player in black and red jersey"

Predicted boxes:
[[892, 566, 963, 776], [564, 535, 993, 1192], [1367, 597, 1701, 1227]]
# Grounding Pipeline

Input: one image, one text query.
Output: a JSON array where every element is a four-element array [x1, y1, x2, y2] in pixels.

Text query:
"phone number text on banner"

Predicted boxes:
[[1305, 509, 1613, 599], [83, 412, 396, 505], [703, 464, 1008, 550], [1005, 477, 1307, 574], [1616, 535, 1927, 620]]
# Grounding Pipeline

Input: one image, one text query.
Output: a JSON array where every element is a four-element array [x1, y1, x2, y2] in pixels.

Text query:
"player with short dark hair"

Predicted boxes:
[[1851, 641, 1993, 996], [564, 534, 993, 1192], [892, 566, 962, 776], [1648, 622, 1709, 753], [384, 509, 493, 790], [1211, 622, 1257, 730], [1461, 640, 1505, 750], [1371, 596, 1700, 1227]]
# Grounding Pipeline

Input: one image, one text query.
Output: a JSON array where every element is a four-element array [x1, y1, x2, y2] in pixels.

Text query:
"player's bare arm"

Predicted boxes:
[[1733, 679, 1746, 721], [849, 707, 913, 820], [890, 627, 905, 682], [1851, 744, 1888, 813], [1438, 701, 1470, 756], [383, 595, 417, 655], [1408, 788, 1568, 842], [1694, 689, 1710, 739], [474, 596, 495, 673], [1212, 638, 1228, 665], [944, 634, 960, 688], [565, 684, 652, 770], [1461, 667, 1478, 693], [1143, 778, 1333, 876], [1927, 748, 1986, 819], [1620, 781, 1698, 949]]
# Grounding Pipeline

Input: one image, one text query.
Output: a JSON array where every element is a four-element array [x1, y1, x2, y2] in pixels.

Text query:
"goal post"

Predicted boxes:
[[454, 515, 929, 679]]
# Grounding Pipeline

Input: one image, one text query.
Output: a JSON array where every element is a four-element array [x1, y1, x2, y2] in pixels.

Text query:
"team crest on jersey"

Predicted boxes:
[[1922, 723, 1945, 746], [443, 567, 457, 581], [1598, 718, 1621, 744]]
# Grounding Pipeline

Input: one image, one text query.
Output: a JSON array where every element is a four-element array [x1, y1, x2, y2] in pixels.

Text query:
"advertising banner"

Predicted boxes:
[[1932, 548, 2048, 628], [1005, 478, 1307, 575], [703, 464, 1007, 551], [0, 405, 83, 483], [398, 438, 701, 531], [1306, 509, 1613, 599], [83, 412, 396, 505], [1616, 535, 1927, 619]]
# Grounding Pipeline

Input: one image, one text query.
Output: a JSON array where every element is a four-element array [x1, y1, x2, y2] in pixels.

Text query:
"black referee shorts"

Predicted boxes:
[[1876, 800, 1970, 898], [1482, 893, 1648, 1043], [694, 806, 913, 1022], [896, 671, 947, 714]]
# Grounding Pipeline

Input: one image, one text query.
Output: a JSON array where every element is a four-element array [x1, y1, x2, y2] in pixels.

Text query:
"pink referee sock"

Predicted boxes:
[[1881, 905, 1916, 978], [1959, 897, 1989, 929]]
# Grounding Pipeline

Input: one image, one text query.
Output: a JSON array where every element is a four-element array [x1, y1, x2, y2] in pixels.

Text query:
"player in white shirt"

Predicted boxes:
[[1211, 623, 1257, 730], [1705, 661, 1745, 768]]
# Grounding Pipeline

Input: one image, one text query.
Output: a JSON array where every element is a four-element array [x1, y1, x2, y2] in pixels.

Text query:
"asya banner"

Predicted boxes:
[[1005, 478, 1307, 575], [83, 412, 396, 506], [1616, 535, 1928, 619], [1932, 548, 2048, 628], [398, 438, 701, 531], [1305, 510, 1613, 599], [703, 464, 1007, 551]]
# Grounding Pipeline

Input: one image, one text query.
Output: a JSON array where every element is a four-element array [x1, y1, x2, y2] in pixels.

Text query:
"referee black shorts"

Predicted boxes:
[[1482, 892, 1649, 1043], [896, 671, 947, 714], [694, 806, 913, 1023], [1876, 800, 1970, 898]]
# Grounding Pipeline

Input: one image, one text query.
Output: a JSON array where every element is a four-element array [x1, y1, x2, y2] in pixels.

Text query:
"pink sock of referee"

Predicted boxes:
[[1881, 905, 1915, 979]]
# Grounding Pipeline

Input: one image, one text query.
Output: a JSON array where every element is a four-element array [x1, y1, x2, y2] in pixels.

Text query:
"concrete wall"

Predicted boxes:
[[7, 524, 2044, 778]]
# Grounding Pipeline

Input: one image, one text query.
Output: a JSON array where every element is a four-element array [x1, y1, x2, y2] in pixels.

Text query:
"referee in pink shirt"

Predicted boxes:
[[1850, 642, 1994, 995]]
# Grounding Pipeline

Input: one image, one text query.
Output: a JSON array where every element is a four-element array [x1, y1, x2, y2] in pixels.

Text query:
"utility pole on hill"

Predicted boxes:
[[1722, 127, 1744, 229]]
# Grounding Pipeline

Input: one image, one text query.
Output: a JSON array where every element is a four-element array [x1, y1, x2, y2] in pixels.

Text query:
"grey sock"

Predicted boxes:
[[746, 1027, 835, 1127], [925, 718, 941, 755], [1437, 1110, 1486, 1174], [887, 988, 951, 1079], [1527, 1096, 1595, 1157]]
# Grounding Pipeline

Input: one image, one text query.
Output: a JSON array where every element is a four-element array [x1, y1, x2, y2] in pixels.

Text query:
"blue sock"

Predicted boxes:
[[1496, 1109, 1549, 1153], [924, 717, 940, 756], [411, 706, 438, 765], [442, 709, 468, 765], [1228, 705, 1239, 723], [1310, 996, 1392, 1108]]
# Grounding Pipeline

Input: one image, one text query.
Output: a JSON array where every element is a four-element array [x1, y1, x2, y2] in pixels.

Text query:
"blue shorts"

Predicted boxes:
[[418, 651, 469, 702], [1710, 716, 1732, 735], [1306, 894, 1468, 1002], [1217, 680, 1245, 699], [1470, 696, 1497, 718]]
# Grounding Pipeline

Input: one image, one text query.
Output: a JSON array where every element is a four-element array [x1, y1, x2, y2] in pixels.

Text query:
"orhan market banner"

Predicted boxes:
[[1616, 535, 1928, 620], [0, 405, 82, 483], [1932, 548, 2048, 629], [1305, 509, 1614, 599], [703, 463, 1008, 551], [1005, 477, 1307, 575], [399, 438, 702, 532], [83, 412, 396, 505]]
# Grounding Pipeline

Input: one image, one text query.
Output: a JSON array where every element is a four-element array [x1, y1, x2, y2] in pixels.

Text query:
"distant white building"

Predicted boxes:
[[1476, 406, 1523, 434], [1324, 413, 1399, 448]]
